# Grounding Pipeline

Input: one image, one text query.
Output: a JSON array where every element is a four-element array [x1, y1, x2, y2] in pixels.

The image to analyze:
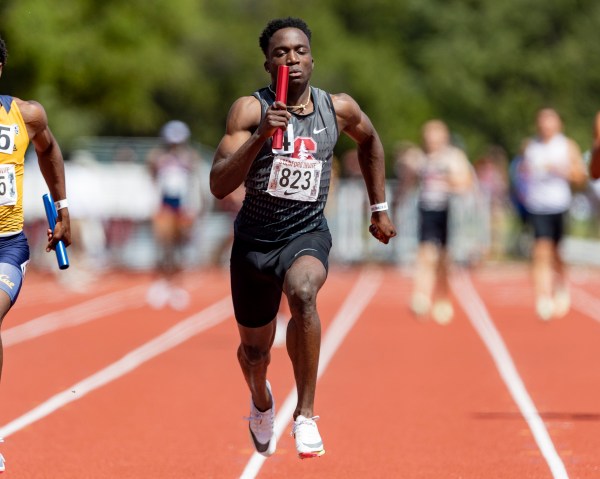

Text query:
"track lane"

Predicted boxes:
[[0, 268, 359, 478], [240, 268, 383, 478], [256, 267, 554, 478], [0, 270, 230, 422], [1, 265, 599, 477], [8, 272, 156, 324], [469, 263, 600, 478]]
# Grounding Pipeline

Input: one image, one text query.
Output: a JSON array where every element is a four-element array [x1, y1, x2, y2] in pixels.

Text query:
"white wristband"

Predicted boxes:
[[370, 202, 388, 213], [54, 199, 69, 210]]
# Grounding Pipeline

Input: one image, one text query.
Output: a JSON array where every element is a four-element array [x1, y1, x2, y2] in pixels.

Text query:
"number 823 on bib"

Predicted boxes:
[[267, 156, 322, 203]]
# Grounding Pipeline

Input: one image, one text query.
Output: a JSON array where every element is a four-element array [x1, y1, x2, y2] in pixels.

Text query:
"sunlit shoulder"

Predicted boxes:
[[227, 95, 263, 132]]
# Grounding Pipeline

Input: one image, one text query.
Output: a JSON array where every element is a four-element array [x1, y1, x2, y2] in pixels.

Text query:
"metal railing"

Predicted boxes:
[[22, 138, 493, 270]]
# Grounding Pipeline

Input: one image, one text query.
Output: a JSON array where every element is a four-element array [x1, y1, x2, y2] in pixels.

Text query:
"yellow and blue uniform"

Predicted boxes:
[[0, 95, 30, 303], [0, 95, 27, 234]]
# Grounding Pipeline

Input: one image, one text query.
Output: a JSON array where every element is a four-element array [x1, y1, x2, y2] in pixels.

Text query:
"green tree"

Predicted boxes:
[[1, 0, 600, 165]]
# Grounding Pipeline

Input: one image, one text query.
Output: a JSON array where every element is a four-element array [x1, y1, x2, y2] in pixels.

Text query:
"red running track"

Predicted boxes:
[[0, 263, 599, 478]]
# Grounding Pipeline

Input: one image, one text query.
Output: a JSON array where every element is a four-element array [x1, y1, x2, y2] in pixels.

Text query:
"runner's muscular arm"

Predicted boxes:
[[567, 138, 587, 188], [449, 150, 475, 194], [210, 96, 290, 199], [17, 98, 71, 249], [333, 93, 396, 244]]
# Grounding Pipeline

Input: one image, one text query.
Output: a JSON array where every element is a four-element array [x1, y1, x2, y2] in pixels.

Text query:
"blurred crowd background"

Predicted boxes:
[[20, 131, 600, 281], [3, 0, 600, 284]]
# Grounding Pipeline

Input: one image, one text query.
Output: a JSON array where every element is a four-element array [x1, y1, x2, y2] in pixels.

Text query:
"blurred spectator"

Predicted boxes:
[[474, 146, 510, 260], [406, 120, 474, 325], [390, 142, 424, 265], [145, 120, 202, 310], [392, 141, 423, 206], [517, 108, 587, 320], [507, 154, 533, 258]]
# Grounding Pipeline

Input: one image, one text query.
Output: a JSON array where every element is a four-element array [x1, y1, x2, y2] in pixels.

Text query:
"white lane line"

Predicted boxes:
[[451, 269, 569, 479], [571, 287, 600, 324], [3, 285, 149, 347], [240, 267, 383, 479], [0, 297, 232, 439]]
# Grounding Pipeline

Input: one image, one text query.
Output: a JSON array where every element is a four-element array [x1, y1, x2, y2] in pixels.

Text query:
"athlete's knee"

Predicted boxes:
[[532, 239, 555, 261], [284, 257, 326, 319], [287, 280, 319, 318], [0, 293, 12, 324], [238, 343, 271, 368], [418, 242, 440, 264]]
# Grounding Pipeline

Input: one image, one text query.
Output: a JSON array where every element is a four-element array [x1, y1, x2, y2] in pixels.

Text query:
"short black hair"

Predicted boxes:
[[259, 17, 312, 56], [0, 35, 7, 66]]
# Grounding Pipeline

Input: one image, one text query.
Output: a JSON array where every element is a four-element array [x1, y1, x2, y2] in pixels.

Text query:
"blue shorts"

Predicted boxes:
[[0, 231, 30, 304], [162, 195, 182, 210]]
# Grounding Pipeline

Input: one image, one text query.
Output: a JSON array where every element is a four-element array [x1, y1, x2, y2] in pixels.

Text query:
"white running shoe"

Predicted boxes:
[[292, 415, 325, 459], [432, 299, 454, 325], [536, 296, 555, 321], [246, 380, 276, 457], [168, 286, 190, 311], [553, 288, 570, 318], [145, 279, 170, 309], [410, 292, 431, 317]]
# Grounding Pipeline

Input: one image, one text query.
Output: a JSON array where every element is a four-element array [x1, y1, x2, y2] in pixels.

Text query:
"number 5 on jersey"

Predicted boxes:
[[0, 124, 16, 155]]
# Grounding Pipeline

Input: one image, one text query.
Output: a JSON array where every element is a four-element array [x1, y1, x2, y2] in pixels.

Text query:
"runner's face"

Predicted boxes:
[[265, 28, 313, 85], [422, 123, 449, 153], [536, 109, 562, 139]]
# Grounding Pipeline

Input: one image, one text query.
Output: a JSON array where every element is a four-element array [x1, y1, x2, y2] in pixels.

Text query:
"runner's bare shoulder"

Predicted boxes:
[[227, 95, 263, 132], [13, 98, 48, 133]]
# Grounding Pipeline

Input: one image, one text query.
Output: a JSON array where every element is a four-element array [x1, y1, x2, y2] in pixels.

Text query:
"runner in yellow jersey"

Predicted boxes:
[[0, 35, 71, 472]]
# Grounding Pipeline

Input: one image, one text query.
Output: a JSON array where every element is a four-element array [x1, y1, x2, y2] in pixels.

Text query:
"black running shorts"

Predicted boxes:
[[418, 207, 449, 247], [230, 229, 332, 328], [528, 212, 566, 244]]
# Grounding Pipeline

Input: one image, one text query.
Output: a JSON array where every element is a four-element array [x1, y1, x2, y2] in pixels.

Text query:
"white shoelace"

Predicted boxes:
[[244, 408, 274, 436], [292, 415, 320, 435]]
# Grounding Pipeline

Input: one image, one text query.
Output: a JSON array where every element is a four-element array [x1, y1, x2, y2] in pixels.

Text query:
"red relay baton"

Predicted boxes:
[[272, 65, 289, 149]]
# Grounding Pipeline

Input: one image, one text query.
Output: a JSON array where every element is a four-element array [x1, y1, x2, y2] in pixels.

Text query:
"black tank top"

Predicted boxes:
[[234, 86, 339, 244]]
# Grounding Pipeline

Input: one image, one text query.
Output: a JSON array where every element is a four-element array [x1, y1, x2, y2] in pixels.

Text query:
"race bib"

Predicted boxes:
[[0, 124, 16, 155], [267, 156, 322, 202], [0, 164, 17, 206]]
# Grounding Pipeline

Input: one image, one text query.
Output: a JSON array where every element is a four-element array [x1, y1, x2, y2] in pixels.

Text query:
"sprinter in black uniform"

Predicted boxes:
[[210, 17, 396, 459]]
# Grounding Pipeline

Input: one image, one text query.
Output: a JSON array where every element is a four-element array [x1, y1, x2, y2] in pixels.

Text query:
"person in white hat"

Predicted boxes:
[[146, 120, 201, 310]]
